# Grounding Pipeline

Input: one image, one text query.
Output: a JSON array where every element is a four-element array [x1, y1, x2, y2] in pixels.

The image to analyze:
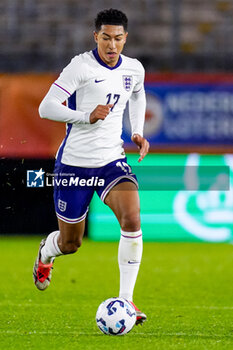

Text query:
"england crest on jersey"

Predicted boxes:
[[123, 75, 133, 91]]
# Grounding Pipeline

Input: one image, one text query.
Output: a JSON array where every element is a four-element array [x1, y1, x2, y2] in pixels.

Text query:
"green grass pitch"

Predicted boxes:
[[0, 236, 233, 350]]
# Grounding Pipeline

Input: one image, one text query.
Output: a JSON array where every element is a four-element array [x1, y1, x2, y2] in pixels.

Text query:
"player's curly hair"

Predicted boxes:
[[95, 8, 128, 32]]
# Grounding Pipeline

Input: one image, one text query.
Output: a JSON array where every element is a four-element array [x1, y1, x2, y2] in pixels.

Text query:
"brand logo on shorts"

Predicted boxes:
[[123, 75, 133, 91], [27, 169, 45, 187], [58, 199, 67, 212]]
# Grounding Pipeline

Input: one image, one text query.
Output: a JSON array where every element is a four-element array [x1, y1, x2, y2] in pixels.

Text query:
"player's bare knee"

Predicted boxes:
[[59, 242, 77, 254], [75, 237, 83, 249], [120, 212, 140, 232], [59, 238, 82, 254]]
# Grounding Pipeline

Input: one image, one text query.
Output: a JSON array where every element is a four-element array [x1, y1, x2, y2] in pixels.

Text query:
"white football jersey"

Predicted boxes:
[[42, 49, 146, 167]]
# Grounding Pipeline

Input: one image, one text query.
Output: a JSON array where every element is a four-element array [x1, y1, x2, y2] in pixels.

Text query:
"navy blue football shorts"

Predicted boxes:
[[53, 158, 138, 224]]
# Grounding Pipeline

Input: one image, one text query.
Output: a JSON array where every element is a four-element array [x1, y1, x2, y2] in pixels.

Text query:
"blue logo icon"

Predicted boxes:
[[95, 79, 105, 83], [27, 169, 45, 187]]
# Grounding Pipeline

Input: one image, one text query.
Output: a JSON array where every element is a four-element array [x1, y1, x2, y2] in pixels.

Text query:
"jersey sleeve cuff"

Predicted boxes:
[[83, 112, 91, 124], [132, 131, 143, 137]]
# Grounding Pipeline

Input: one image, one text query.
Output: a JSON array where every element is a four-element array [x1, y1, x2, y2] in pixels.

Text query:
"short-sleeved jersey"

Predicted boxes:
[[54, 48, 145, 167]]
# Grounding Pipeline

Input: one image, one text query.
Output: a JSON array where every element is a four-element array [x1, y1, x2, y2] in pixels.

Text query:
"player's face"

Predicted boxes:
[[94, 25, 128, 67]]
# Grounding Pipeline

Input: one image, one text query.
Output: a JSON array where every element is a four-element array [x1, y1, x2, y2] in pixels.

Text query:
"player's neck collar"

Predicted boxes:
[[92, 48, 122, 70]]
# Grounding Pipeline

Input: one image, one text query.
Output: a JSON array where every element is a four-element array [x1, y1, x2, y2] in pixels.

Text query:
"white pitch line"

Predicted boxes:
[[150, 305, 233, 310], [0, 330, 233, 338], [1, 303, 233, 310]]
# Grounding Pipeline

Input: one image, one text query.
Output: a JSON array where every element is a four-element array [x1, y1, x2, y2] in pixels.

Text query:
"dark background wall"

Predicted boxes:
[[0, 158, 58, 234], [1, 0, 233, 72]]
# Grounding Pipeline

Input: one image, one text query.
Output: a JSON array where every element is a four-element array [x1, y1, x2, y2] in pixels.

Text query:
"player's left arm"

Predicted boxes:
[[128, 66, 149, 162]]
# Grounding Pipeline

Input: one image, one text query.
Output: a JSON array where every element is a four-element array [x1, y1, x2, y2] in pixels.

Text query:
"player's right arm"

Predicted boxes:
[[39, 84, 91, 124], [39, 54, 112, 125], [39, 55, 90, 124], [39, 85, 113, 125]]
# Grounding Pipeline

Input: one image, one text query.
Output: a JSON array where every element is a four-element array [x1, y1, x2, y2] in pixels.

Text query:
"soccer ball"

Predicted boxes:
[[96, 297, 136, 335]]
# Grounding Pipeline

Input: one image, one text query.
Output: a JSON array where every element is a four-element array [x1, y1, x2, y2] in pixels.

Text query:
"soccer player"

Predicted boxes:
[[33, 8, 149, 325]]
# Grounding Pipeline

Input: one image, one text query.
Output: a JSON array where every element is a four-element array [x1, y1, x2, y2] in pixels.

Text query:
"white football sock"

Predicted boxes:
[[40, 230, 63, 264], [118, 229, 143, 302]]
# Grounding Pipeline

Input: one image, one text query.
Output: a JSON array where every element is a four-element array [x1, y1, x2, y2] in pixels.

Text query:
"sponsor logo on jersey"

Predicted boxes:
[[123, 75, 133, 91]]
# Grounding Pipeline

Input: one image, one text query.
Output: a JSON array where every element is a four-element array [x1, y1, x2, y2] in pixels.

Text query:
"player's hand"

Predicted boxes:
[[89, 104, 114, 124], [131, 134, 150, 162]]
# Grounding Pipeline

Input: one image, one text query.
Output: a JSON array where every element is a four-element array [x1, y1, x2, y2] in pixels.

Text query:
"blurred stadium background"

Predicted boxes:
[[1, 0, 233, 242]]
